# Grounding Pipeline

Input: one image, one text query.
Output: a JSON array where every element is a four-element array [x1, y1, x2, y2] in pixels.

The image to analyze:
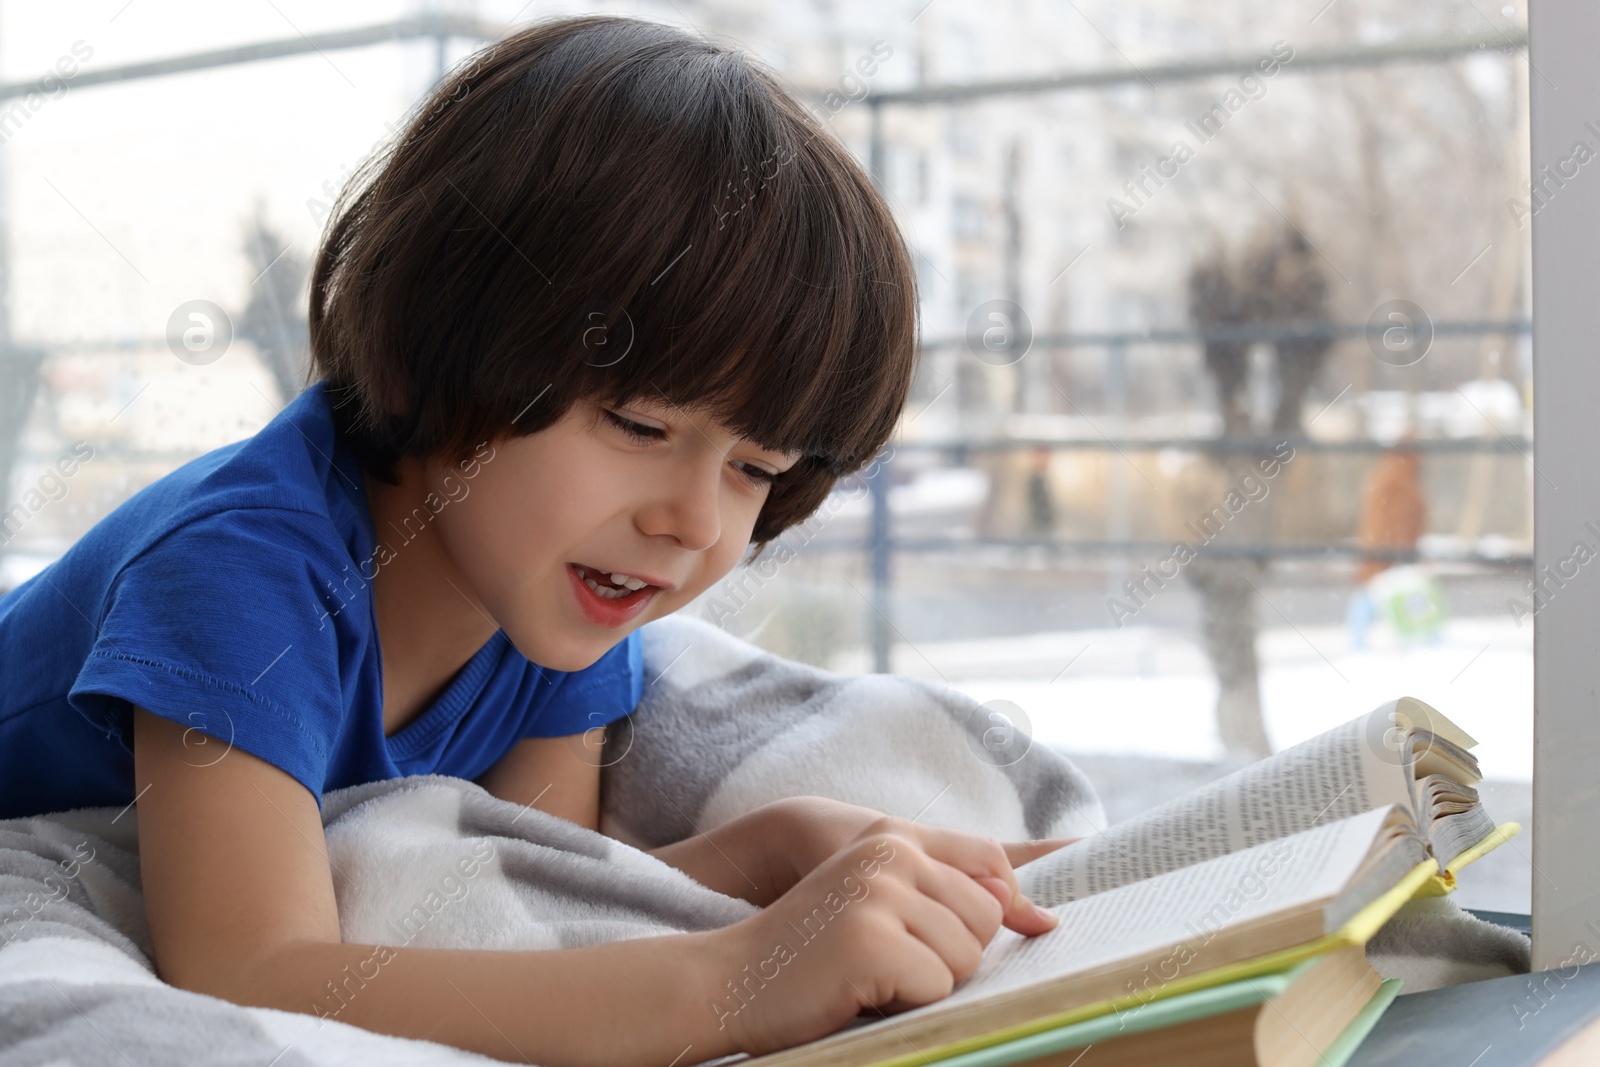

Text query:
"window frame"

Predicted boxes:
[[1528, 0, 1598, 973]]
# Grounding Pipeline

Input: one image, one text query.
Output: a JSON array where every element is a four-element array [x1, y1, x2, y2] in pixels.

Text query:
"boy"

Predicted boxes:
[[0, 15, 1066, 1064]]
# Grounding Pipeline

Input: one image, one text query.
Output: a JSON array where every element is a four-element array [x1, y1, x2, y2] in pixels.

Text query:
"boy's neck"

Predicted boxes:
[[361, 460, 500, 737]]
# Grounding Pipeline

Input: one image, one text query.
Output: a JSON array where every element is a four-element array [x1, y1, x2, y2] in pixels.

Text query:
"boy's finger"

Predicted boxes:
[[974, 874, 1011, 908], [977, 875, 1060, 937], [1001, 837, 1081, 869], [904, 824, 1024, 899], [903, 824, 1065, 937]]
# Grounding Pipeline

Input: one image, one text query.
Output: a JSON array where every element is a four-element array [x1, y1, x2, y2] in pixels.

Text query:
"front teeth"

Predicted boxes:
[[584, 576, 630, 599], [575, 565, 649, 599]]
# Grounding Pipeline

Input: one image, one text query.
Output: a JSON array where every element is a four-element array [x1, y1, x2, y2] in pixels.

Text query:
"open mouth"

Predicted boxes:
[[565, 562, 662, 628], [570, 563, 656, 600]]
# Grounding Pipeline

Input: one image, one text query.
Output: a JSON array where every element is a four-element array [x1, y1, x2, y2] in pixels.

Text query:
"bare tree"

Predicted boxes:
[[1185, 219, 1332, 759], [238, 205, 312, 405]]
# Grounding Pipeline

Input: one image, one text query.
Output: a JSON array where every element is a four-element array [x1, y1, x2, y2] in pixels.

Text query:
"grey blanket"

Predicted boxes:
[[0, 615, 1525, 1065], [0, 616, 1101, 1065]]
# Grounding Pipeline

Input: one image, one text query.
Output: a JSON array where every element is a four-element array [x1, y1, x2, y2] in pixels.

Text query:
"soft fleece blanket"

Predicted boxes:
[[0, 616, 1102, 1065], [0, 615, 1526, 1065]]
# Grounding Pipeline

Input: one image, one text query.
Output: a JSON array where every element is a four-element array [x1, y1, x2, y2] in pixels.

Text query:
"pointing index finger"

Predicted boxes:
[[907, 823, 1067, 937]]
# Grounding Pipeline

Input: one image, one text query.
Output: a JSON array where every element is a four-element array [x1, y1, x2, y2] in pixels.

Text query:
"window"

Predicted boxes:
[[0, 0, 1557, 949]]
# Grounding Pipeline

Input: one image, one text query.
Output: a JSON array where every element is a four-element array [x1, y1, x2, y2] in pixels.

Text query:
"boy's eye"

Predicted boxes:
[[603, 409, 666, 443], [605, 406, 780, 488], [732, 461, 778, 486]]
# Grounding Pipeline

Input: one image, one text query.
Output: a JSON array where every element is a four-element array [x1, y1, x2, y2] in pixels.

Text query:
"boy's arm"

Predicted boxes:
[[475, 734, 1059, 913], [477, 725, 787, 904], [132, 706, 746, 1066], [476, 730, 604, 831]]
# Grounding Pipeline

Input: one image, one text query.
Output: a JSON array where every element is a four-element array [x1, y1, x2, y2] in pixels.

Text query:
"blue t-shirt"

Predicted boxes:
[[0, 381, 642, 820]]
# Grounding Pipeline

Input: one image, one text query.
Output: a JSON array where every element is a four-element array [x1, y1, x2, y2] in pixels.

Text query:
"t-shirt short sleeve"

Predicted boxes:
[[67, 507, 349, 802], [520, 628, 643, 739]]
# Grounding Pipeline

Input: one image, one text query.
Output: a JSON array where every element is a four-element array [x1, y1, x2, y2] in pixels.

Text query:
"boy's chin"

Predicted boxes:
[[508, 627, 633, 672]]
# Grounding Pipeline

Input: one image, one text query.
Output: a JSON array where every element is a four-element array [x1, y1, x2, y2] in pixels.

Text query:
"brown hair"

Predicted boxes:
[[307, 14, 917, 546]]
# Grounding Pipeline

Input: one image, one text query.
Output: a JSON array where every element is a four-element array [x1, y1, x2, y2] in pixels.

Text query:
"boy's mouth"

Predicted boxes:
[[569, 563, 659, 600], [565, 563, 663, 628]]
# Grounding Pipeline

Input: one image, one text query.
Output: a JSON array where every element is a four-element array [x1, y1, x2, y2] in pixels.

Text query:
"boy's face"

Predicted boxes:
[[419, 395, 800, 672]]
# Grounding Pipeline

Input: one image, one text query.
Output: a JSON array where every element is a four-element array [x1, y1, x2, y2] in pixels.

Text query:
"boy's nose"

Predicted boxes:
[[635, 461, 721, 552]]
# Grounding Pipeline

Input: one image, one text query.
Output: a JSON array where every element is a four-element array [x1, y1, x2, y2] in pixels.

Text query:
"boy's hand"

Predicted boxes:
[[703, 821, 1072, 1057], [759, 796, 1078, 938]]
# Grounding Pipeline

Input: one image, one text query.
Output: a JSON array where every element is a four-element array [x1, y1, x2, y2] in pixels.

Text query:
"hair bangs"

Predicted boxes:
[[617, 154, 909, 472], [309, 14, 918, 547]]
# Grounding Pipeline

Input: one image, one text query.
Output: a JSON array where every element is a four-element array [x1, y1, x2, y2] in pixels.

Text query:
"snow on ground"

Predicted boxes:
[[833, 614, 1533, 781], [829, 613, 1535, 911]]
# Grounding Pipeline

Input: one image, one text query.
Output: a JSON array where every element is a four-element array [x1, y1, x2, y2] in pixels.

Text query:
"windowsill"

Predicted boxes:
[[1464, 908, 1532, 938]]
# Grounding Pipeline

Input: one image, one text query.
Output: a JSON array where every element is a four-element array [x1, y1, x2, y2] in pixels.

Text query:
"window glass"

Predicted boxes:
[[0, 1, 1531, 913]]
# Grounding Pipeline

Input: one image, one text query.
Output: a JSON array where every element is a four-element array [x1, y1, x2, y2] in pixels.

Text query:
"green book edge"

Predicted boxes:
[[1319, 978, 1403, 1066], [901, 960, 1402, 1067]]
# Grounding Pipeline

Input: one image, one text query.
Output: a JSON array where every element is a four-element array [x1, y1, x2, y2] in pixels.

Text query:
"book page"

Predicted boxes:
[[1019, 710, 1415, 907], [752, 809, 1396, 1066]]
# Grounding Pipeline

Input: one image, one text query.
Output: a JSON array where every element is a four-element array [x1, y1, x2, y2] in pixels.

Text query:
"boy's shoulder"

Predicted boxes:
[[60, 382, 368, 586]]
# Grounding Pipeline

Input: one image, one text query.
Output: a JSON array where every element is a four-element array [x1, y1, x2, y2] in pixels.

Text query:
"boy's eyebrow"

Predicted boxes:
[[625, 392, 802, 459]]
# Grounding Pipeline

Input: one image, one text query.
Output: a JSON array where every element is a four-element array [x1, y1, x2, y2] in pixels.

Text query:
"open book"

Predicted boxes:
[[734, 698, 1517, 1067], [1017, 696, 1515, 907]]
